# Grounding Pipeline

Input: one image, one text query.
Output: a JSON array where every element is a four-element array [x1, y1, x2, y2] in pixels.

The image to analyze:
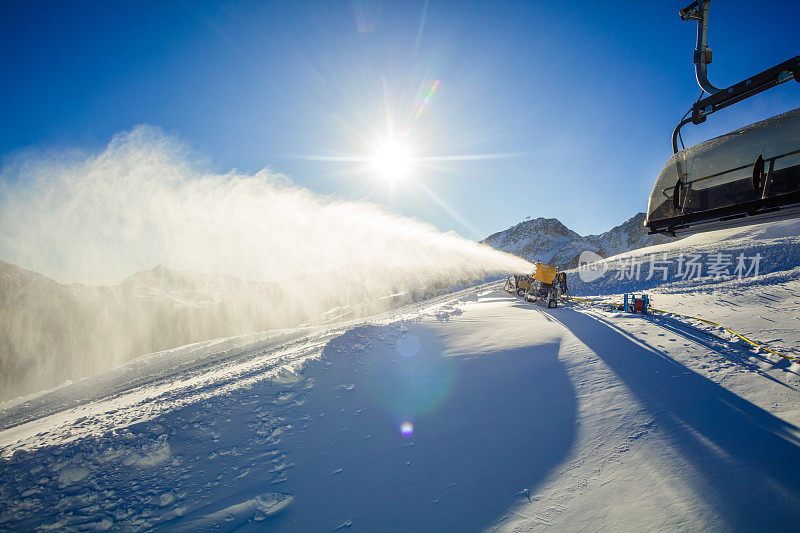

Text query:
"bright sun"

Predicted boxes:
[[370, 139, 413, 181]]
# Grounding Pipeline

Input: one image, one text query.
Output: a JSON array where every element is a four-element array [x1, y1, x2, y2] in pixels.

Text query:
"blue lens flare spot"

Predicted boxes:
[[396, 334, 420, 358], [400, 422, 414, 437]]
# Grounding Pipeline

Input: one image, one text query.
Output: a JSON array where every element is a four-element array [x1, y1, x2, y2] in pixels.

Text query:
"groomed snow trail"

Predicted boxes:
[[1, 285, 799, 531]]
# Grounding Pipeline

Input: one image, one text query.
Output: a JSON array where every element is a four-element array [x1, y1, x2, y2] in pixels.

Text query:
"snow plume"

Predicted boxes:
[[0, 125, 529, 284], [0, 125, 529, 400]]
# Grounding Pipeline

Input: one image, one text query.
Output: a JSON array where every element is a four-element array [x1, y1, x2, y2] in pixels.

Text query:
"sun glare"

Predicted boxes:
[[370, 139, 413, 181]]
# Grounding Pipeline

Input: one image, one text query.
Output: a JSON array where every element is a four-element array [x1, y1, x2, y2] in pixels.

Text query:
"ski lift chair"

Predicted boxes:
[[647, 108, 800, 235], [645, 0, 800, 236]]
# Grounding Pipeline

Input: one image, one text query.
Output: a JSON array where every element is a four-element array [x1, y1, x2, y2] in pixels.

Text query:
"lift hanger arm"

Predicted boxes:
[[689, 56, 800, 125], [680, 0, 720, 95], [672, 0, 799, 153]]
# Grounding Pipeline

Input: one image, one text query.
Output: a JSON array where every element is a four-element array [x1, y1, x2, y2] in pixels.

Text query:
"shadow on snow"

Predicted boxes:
[[548, 308, 800, 530], [265, 324, 578, 531]]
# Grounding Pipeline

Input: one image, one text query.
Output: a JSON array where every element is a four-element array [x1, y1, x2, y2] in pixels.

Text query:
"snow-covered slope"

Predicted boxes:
[[0, 261, 517, 402], [567, 218, 800, 296], [482, 213, 676, 268], [562, 218, 800, 364], [1, 280, 798, 531], [1, 220, 799, 531]]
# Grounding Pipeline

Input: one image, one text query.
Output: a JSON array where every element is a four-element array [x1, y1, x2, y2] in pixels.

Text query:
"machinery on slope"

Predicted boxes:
[[508, 273, 534, 297], [504, 262, 569, 308], [645, 0, 800, 236]]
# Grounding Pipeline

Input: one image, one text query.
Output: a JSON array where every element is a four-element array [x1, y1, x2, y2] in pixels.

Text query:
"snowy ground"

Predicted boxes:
[[2, 225, 800, 531]]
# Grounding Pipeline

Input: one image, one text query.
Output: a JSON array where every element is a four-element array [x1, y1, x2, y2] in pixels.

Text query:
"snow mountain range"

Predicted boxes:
[[482, 212, 676, 268]]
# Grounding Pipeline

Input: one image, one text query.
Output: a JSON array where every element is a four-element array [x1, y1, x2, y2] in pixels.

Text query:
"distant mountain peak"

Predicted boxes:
[[506, 217, 579, 236], [482, 213, 676, 268]]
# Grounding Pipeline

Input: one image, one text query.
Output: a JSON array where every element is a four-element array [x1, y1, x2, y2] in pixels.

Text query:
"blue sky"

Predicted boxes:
[[2, 0, 799, 238]]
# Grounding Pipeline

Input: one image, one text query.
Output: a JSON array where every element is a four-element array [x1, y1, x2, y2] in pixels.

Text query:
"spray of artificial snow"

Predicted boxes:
[[0, 126, 530, 400]]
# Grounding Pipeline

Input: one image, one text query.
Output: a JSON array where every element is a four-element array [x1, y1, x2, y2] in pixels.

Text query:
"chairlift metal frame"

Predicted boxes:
[[645, 0, 800, 236]]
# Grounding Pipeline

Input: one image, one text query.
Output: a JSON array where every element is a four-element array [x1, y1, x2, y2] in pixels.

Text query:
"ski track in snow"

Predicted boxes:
[[2, 241, 800, 529]]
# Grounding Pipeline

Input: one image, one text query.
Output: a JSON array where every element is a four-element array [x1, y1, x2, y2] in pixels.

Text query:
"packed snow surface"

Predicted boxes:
[[1, 221, 800, 531]]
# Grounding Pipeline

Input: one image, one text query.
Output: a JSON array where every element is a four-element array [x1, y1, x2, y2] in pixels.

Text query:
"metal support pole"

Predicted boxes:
[[680, 0, 721, 94]]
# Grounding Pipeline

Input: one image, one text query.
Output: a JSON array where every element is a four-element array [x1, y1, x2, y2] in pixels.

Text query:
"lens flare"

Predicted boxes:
[[411, 79, 440, 124], [400, 422, 414, 437], [396, 334, 420, 358]]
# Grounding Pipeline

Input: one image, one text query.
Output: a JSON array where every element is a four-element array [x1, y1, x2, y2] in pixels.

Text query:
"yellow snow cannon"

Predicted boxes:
[[525, 262, 563, 308], [505, 264, 569, 305], [533, 263, 556, 284]]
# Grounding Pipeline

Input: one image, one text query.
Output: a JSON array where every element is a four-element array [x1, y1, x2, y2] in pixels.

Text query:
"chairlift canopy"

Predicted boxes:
[[645, 107, 800, 235]]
